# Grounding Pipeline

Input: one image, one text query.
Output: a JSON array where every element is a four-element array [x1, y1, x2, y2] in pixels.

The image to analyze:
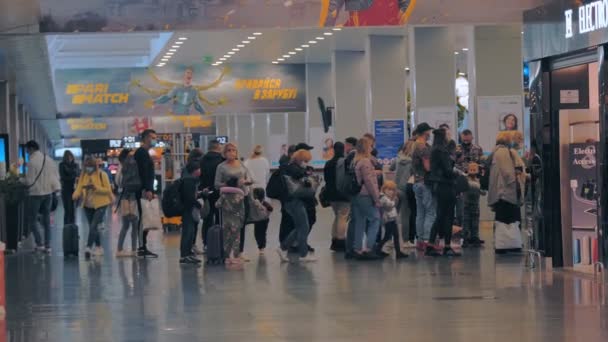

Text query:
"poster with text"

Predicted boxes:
[[374, 120, 405, 165], [477, 96, 523, 152], [54, 64, 306, 118]]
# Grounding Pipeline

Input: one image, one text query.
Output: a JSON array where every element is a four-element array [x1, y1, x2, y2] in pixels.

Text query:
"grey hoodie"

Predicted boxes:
[[394, 153, 413, 192]]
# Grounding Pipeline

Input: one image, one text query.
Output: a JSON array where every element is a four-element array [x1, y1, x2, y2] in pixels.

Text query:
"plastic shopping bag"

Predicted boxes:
[[494, 221, 523, 250], [141, 198, 162, 230]]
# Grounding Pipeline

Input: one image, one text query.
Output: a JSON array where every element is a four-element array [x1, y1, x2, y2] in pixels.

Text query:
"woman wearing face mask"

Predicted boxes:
[[59, 150, 79, 225], [72, 157, 113, 259], [214, 143, 253, 260], [276, 149, 319, 263]]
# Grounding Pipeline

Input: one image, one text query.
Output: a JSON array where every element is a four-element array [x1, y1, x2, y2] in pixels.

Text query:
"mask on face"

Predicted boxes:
[[85, 167, 95, 174]]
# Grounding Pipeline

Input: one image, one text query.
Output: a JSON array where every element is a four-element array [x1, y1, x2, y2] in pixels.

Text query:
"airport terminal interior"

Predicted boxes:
[[0, 0, 608, 341]]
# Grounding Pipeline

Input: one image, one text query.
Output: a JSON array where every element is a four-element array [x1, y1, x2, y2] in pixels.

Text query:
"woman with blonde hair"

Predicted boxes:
[[352, 137, 382, 259], [72, 156, 113, 259], [488, 130, 525, 254], [215, 143, 253, 259], [244, 145, 270, 189], [276, 148, 319, 263]]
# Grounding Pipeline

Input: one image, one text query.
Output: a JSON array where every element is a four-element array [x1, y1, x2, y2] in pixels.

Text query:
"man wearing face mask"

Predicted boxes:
[[134, 129, 159, 258], [454, 129, 484, 237]]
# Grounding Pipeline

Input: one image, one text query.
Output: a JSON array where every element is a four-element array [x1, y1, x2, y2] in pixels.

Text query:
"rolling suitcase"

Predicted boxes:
[[206, 212, 224, 265], [63, 224, 79, 257]]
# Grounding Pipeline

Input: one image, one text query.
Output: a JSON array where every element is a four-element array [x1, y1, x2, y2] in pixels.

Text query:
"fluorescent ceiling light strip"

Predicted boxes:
[[178, 37, 188, 40], [324, 32, 333, 36], [253, 32, 262, 35], [237, 44, 245, 47], [295, 48, 303, 51]]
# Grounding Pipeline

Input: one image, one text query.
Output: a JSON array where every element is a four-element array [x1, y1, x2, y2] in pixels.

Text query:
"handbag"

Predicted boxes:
[[284, 175, 317, 199], [141, 198, 162, 230]]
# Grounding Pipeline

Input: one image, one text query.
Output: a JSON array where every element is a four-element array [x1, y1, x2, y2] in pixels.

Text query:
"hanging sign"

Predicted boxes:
[[564, 0, 608, 38]]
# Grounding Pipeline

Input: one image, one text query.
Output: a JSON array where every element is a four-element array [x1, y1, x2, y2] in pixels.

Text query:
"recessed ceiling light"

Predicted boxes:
[[272, 61, 279, 64], [454, 52, 459, 55], [175, 41, 184, 45], [248, 36, 256, 40], [332, 27, 342, 31], [405, 67, 410, 71], [216, 61, 223, 65], [301, 44, 310, 48], [308, 40, 317, 44], [462, 48, 469, 51], [156, 63, 165, 67], [324, 32, 333, 36], [458, 72, 466, 76], [223, 54, 230, 58], [169, 49, 177, 52], [165, 52, 174, 55], [161, 58, 169, 62], [316, 37, 325, 40], [295, 48, 303, 51], [237, 44, 245, 47], [171, 45, 180, 48], [253, 32, 262, 35], [289, 51, 296, 55], [242, 40, 250, 44], [219, 58, 226, 61], [178, 37, 188, 40], [277, 58, 285, 61], [283, 54, 290, 58], [232, 48, 240, 51], [228, 51, 236, 55]]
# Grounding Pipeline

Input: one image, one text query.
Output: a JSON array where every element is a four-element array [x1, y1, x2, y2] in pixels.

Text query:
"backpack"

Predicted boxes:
[[161, 179, 184, 218], [266, 169, 286, 200], [121, 155, 141, 194], [335, 157, 362, 198]]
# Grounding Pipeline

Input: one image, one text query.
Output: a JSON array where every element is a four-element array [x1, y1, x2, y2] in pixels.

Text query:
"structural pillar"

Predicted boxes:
[[366, 35, 407, 123], [8, 95, 18, 165], [411, 27, 456, 137], [332, 50, 369, 140]]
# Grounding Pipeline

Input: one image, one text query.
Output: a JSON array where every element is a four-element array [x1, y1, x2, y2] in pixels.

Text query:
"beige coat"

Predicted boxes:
[[488, 145, 525, 207]]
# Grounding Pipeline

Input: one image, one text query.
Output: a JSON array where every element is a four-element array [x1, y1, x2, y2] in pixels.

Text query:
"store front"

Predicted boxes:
[[524, 0, 608, 271]]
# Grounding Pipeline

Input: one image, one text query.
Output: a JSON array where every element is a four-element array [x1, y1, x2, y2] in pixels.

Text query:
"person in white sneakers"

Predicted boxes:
[[73, 157, 113, 259]]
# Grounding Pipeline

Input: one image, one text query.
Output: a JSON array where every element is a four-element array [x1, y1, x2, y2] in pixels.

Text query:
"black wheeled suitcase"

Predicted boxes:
[[63, 224, 79, 257], [206, 212, 224, 265]]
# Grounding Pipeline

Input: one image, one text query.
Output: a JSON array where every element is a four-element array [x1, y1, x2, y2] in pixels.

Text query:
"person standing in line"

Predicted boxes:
[[377, 180, 408, 259], [134, 129, 159, 258], [323, 142, 350, 252], [72, 157, 113, 259], [249, 188, 273, 254], [23, 140, 61, 253], [279, 145, 296, 167], [352, 137, 382, 260], [199, 140, 225, 249], [214, 143, 252, 260], [276, 149, 318, 263], [115, 149, 139, 257], [179, 161, 204, 265], [411, 123, 436, 251], [462, 162, 486, 248], [454, 129, 484, 237], [343, 136, 359, 259], [59, 150, 79, 225], [394, 140, 416, 248], [426, 129, 460, 257], [244, 145, 270, 189]]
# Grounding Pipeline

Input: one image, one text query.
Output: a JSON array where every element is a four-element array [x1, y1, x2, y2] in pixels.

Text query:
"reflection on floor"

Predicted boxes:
[[4, 206, 608, 342]]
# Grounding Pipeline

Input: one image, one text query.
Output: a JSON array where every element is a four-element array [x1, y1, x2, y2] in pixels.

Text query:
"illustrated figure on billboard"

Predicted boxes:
[[320, 0, 416, 27], [130, 66, 229, 115]]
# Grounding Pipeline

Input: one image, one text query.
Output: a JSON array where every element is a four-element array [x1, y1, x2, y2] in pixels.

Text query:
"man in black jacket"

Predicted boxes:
[[199, 140, 225, 248], [134, 129, 158, 258]]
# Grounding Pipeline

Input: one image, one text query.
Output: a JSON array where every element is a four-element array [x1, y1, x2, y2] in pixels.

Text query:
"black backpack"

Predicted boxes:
[[336, 157, 362, 198], [266, 169, 286, 200], [162, 179, 184, 218], [120, 155, 141, 194]]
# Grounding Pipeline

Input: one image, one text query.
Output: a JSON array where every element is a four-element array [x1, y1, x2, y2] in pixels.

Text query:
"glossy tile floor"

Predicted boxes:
[[4, 206, 608, 342]]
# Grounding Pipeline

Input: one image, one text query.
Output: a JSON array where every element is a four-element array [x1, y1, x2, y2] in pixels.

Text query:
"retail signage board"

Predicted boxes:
[[374, 119, 405, 165], [564, 0, 608, 39], [54, 64, 306, 118]]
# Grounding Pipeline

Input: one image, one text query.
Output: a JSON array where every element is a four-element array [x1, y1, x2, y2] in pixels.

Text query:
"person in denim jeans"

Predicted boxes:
[[276, 149, 318, 263], [411, 123, 436, 250], [353, 137, 382, 259]]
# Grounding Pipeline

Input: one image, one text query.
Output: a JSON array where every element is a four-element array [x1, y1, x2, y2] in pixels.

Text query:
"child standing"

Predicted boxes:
[[462, 162, 486, 248], [249, 188, 274, 255], [377, 181, 408, 259], [216, 177, 246, 265]]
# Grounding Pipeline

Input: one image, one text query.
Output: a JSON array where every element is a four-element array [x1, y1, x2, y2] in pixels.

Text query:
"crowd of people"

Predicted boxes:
[[18, 123, 526, 266]]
